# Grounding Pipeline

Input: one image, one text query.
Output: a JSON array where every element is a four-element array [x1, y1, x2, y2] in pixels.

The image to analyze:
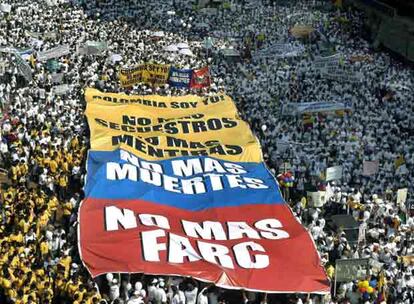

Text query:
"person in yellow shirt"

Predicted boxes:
[[23, 271, 36, 287], [53, 272, 66, 298], [36, 207, 51, 233], [10, 163, 20, 182], [71, 136, 79, 149], [35, 190, 46, 207], [7, 281, 19, 300], [18, 214, 31, 234], [61, 156, 70, 173], [39, 239, 49, 258], [326, 263, 335, 279], [40, 281, 54, 303], [58, 173, 68, 201], [73, 295, 82, 304], [62, 200, 73, 228], [59, 254, 72, 278], [49, 157, 58, 174], [18, 159, 29, 177], [86, 294, 102, 304], [9, 230, 24, 244], [0, 269, 12, 290], [65, 276, 81, 299], [47, 195, 59, 218]]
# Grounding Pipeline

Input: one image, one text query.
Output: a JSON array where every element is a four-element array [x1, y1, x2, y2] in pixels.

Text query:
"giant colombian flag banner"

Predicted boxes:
[[80, 88, 329, 293]]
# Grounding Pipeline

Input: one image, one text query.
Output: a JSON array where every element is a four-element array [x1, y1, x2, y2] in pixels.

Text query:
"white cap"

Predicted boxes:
[[135, 281, 142, 291], [106, 273, 113, 282]]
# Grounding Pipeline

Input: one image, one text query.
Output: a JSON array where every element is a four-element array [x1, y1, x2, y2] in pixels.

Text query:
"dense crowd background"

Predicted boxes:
[[0, 0, 413, 303]]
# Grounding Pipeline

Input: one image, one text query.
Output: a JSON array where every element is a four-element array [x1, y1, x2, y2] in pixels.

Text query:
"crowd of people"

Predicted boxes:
[[0, 0, 413, 303]]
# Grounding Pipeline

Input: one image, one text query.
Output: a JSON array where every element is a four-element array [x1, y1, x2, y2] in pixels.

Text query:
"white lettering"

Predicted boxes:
[[204, 158, 226, 174], [244, 177, 269, 189], [254, 219, 290, 240], [172, 159, 203, 177], [233, 242, 269, 269], [198, 241, 234, 269], [140, 168, 162, 186], [223, 162, 247, 174], [139, 214, 170, 230], [228, 222, 261, 239], [105, 206, 137, 231], [163, 175, 182, 193], [141, 229, 167, 262], [107, 163, 137, 181], [227, 175, 247, 189], [169, 233, 201, 263], [182, 177, 206, 194], [182, 220, 227, 240]]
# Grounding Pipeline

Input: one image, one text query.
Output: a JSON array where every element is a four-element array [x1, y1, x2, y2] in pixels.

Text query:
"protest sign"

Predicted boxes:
[[18, 48, 33, 60], [29, 38, 44, 49], [52, 84, 71, 95], [349, 54, 373, 63], [51, 73, 64, 84], [397, 188, 408, 210], [37, 44, 70, 61], [190, 66, 210, 89], [326, 166, 342, 181], [14, 52, 32, 82], [26, 30, 57, 40], [282, 101, 352, 116], [290, 25, 315, 38], [84, 41, 108, 55], [119, 64, 170, 87], [0, 3, 11, 13], [254, 43, 304, 59], [76, 45, 88, 56], [307, 191, 326, 207], [221, 48, 240, 57], [335, 258, 370, 282], [330, 215, 359, 244], [362, 160, 379, 176], [168, 67, 192, 88], [320, 66, 361, 83], [313, 54, 340, 70], [79, 88, 330, 293]]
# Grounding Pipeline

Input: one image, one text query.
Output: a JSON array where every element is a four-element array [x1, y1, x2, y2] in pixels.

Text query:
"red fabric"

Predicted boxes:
[[190, 66, 211, 89], [79, 198, 329, 293]]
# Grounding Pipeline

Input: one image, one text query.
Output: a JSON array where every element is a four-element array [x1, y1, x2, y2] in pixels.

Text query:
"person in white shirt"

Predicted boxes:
[[127, 290, 144, 304], [197, 287, 208, 304], [109, 278, 120, 301], [154, 281, 167, 304], [184, 281, 198, 304], [171, 285, 184, 304], [148, 279, 158, 303]]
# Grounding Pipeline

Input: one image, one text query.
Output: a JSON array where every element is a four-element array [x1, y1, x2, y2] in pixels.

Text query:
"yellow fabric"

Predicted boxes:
[[85, 88, 262, 162], [118, 63, 170, 87]]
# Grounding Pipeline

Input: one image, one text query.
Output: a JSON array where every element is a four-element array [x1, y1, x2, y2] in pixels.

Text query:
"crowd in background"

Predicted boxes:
[[0, 0, 413, 303]]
